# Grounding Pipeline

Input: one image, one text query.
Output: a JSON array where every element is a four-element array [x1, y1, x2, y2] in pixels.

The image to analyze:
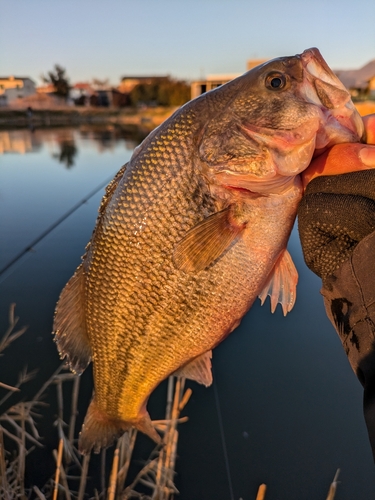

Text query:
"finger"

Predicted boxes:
[[302, 143, 375, 189]]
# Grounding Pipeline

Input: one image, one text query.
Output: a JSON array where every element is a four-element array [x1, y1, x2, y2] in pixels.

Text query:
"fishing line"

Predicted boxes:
[[0, 173, 117, 280], [212, 367, 235, 500]]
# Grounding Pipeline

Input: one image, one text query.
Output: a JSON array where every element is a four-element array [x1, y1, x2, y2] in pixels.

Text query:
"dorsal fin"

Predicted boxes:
[[53, 265, 91, 374], [174, 351, 213, 387], [258, 249, 298, 316], [173, 207, 244, 272], [99, 162, 128, 215]]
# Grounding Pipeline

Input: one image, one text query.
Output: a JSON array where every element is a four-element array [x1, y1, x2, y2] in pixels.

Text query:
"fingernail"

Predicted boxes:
[[359, 147, 375, 167]]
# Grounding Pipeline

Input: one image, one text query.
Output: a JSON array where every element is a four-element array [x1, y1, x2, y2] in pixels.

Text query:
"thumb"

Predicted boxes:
[[302, 143, 375, 189], [302, 113, 375, 189]]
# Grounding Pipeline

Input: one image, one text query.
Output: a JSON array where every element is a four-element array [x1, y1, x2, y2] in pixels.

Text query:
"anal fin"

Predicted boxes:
[[53, 265, 91, 375], [174, 350, 213, 387], [258, 249, 298, 316]]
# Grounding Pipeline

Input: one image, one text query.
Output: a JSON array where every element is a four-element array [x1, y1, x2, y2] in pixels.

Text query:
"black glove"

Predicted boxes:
[[298, 169, 375, 461]]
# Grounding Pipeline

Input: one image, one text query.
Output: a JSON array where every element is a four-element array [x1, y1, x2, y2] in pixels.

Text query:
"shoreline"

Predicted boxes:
[[0, 106, 178, 130], [0, 101, 374, 132]]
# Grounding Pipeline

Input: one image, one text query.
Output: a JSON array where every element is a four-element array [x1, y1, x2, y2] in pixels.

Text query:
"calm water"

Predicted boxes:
[[1, 127, 374, 499]]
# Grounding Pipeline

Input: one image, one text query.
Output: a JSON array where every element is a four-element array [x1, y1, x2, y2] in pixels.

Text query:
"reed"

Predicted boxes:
[[0, 305, 341, 499]]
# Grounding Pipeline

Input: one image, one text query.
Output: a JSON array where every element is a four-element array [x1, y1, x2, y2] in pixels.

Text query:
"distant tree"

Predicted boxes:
[[129, 81, 160, 106], [43, 65, 71, 100], [129, 77, 190, 107], [157, 78, 191, 106]]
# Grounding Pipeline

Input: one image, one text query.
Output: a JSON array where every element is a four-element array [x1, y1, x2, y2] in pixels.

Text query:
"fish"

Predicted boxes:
[[53, 48, 364, 454]]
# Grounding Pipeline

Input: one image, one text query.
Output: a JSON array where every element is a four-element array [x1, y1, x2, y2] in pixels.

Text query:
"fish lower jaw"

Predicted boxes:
[[315, 105, 365, 150]]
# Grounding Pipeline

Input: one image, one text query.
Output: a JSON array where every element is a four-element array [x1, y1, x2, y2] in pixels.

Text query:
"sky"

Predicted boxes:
[[1, 0, 374, 86]]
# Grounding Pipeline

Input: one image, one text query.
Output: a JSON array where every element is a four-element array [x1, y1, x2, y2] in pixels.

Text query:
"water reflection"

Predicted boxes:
[[0, 129, 42, 154], [53, 139, 78, 168], [0, 125, 147, 159]]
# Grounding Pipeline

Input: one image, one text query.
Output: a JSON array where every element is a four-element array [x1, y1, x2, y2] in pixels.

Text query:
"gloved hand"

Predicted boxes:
[[298, 114, 375, 459]]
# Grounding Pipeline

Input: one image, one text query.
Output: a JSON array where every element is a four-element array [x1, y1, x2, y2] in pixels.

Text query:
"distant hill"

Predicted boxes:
[[336, 59, 375, 89]]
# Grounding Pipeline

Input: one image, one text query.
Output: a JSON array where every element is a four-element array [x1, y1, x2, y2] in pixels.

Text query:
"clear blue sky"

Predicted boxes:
[[1, 0, 374, 85]]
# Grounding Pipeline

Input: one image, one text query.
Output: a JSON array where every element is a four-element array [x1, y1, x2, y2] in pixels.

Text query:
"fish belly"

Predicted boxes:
[[84, 153, 300, 424]]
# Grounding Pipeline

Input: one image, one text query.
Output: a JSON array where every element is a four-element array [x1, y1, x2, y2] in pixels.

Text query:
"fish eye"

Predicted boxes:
[[265, 73, 288, 90]]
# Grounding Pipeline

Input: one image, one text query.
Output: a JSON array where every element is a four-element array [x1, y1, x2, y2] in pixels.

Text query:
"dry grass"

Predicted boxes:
[[0, 305, 340, 499]]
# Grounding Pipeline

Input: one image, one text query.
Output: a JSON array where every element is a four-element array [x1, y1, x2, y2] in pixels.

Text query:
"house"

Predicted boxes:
[[369, 75, 375, 98], [190, 59, 268, 99], [336, 59, 375, 99], [190, 74, 242, 100], [70, 82, 95, 105], [0, 76, 36, 106], [247, 59, 267, 70], [36, 83, 56, 95]]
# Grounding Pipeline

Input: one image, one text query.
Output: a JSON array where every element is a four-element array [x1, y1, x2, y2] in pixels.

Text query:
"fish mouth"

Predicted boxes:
[[300, 47, 365, 148]]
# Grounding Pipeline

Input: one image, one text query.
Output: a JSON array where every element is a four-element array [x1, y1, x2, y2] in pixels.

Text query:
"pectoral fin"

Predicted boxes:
[[53, 265, 92, 375], [173, 207, 244, 272], [258, 249, 298, 316], [174, 350, 213, 387]]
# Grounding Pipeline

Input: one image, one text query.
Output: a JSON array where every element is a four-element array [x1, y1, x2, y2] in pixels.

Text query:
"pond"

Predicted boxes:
[[0, 126, 374, 499]]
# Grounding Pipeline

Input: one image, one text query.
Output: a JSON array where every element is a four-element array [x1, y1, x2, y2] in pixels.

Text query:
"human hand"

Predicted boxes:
[[298, 114, 375, 281]]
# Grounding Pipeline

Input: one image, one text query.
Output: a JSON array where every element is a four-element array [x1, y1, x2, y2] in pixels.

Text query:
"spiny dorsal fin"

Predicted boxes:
[[173, 207, 244, 273], [53, 265, 91, 375], [174, 350, 213, 387], [99, 162, 128, 215], [258, 249, 298, 316]]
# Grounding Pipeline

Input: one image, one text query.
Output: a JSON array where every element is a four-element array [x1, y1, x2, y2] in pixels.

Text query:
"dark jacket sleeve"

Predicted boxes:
[[321, 232, 375, 458], [298, 170, 375, 460]]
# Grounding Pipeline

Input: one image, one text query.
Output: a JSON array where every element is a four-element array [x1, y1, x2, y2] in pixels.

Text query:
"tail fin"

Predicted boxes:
[[78, 396, 161, 455]]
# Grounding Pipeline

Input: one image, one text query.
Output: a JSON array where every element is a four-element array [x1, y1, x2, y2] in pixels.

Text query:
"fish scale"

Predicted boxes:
[[85, 110, 214, 413], [53, 48, 364, 453]]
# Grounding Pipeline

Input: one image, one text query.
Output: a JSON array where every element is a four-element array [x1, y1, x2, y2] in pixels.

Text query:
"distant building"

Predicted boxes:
[[69, 81, 130, 107], [91, 81, 116, 107], [190, 74, 241, 100], [247, 59, 267, 70], [336, 59, 375, 99], [70, 82, 95, 106], [0, 76, 36, 106], [369, 76, 375, 98], [36, 83, 56, 95], [191, 58, 269, 100]]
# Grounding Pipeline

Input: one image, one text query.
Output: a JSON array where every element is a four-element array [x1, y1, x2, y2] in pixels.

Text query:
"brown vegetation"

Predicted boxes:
[[0, 305, 341, 499]]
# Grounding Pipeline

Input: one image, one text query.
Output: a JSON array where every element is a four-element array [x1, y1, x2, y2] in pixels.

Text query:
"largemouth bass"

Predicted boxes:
[[54, 48, 364, 454]]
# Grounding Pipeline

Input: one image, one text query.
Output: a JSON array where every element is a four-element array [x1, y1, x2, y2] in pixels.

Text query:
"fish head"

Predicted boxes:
[[199, 47, 364, 194]]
